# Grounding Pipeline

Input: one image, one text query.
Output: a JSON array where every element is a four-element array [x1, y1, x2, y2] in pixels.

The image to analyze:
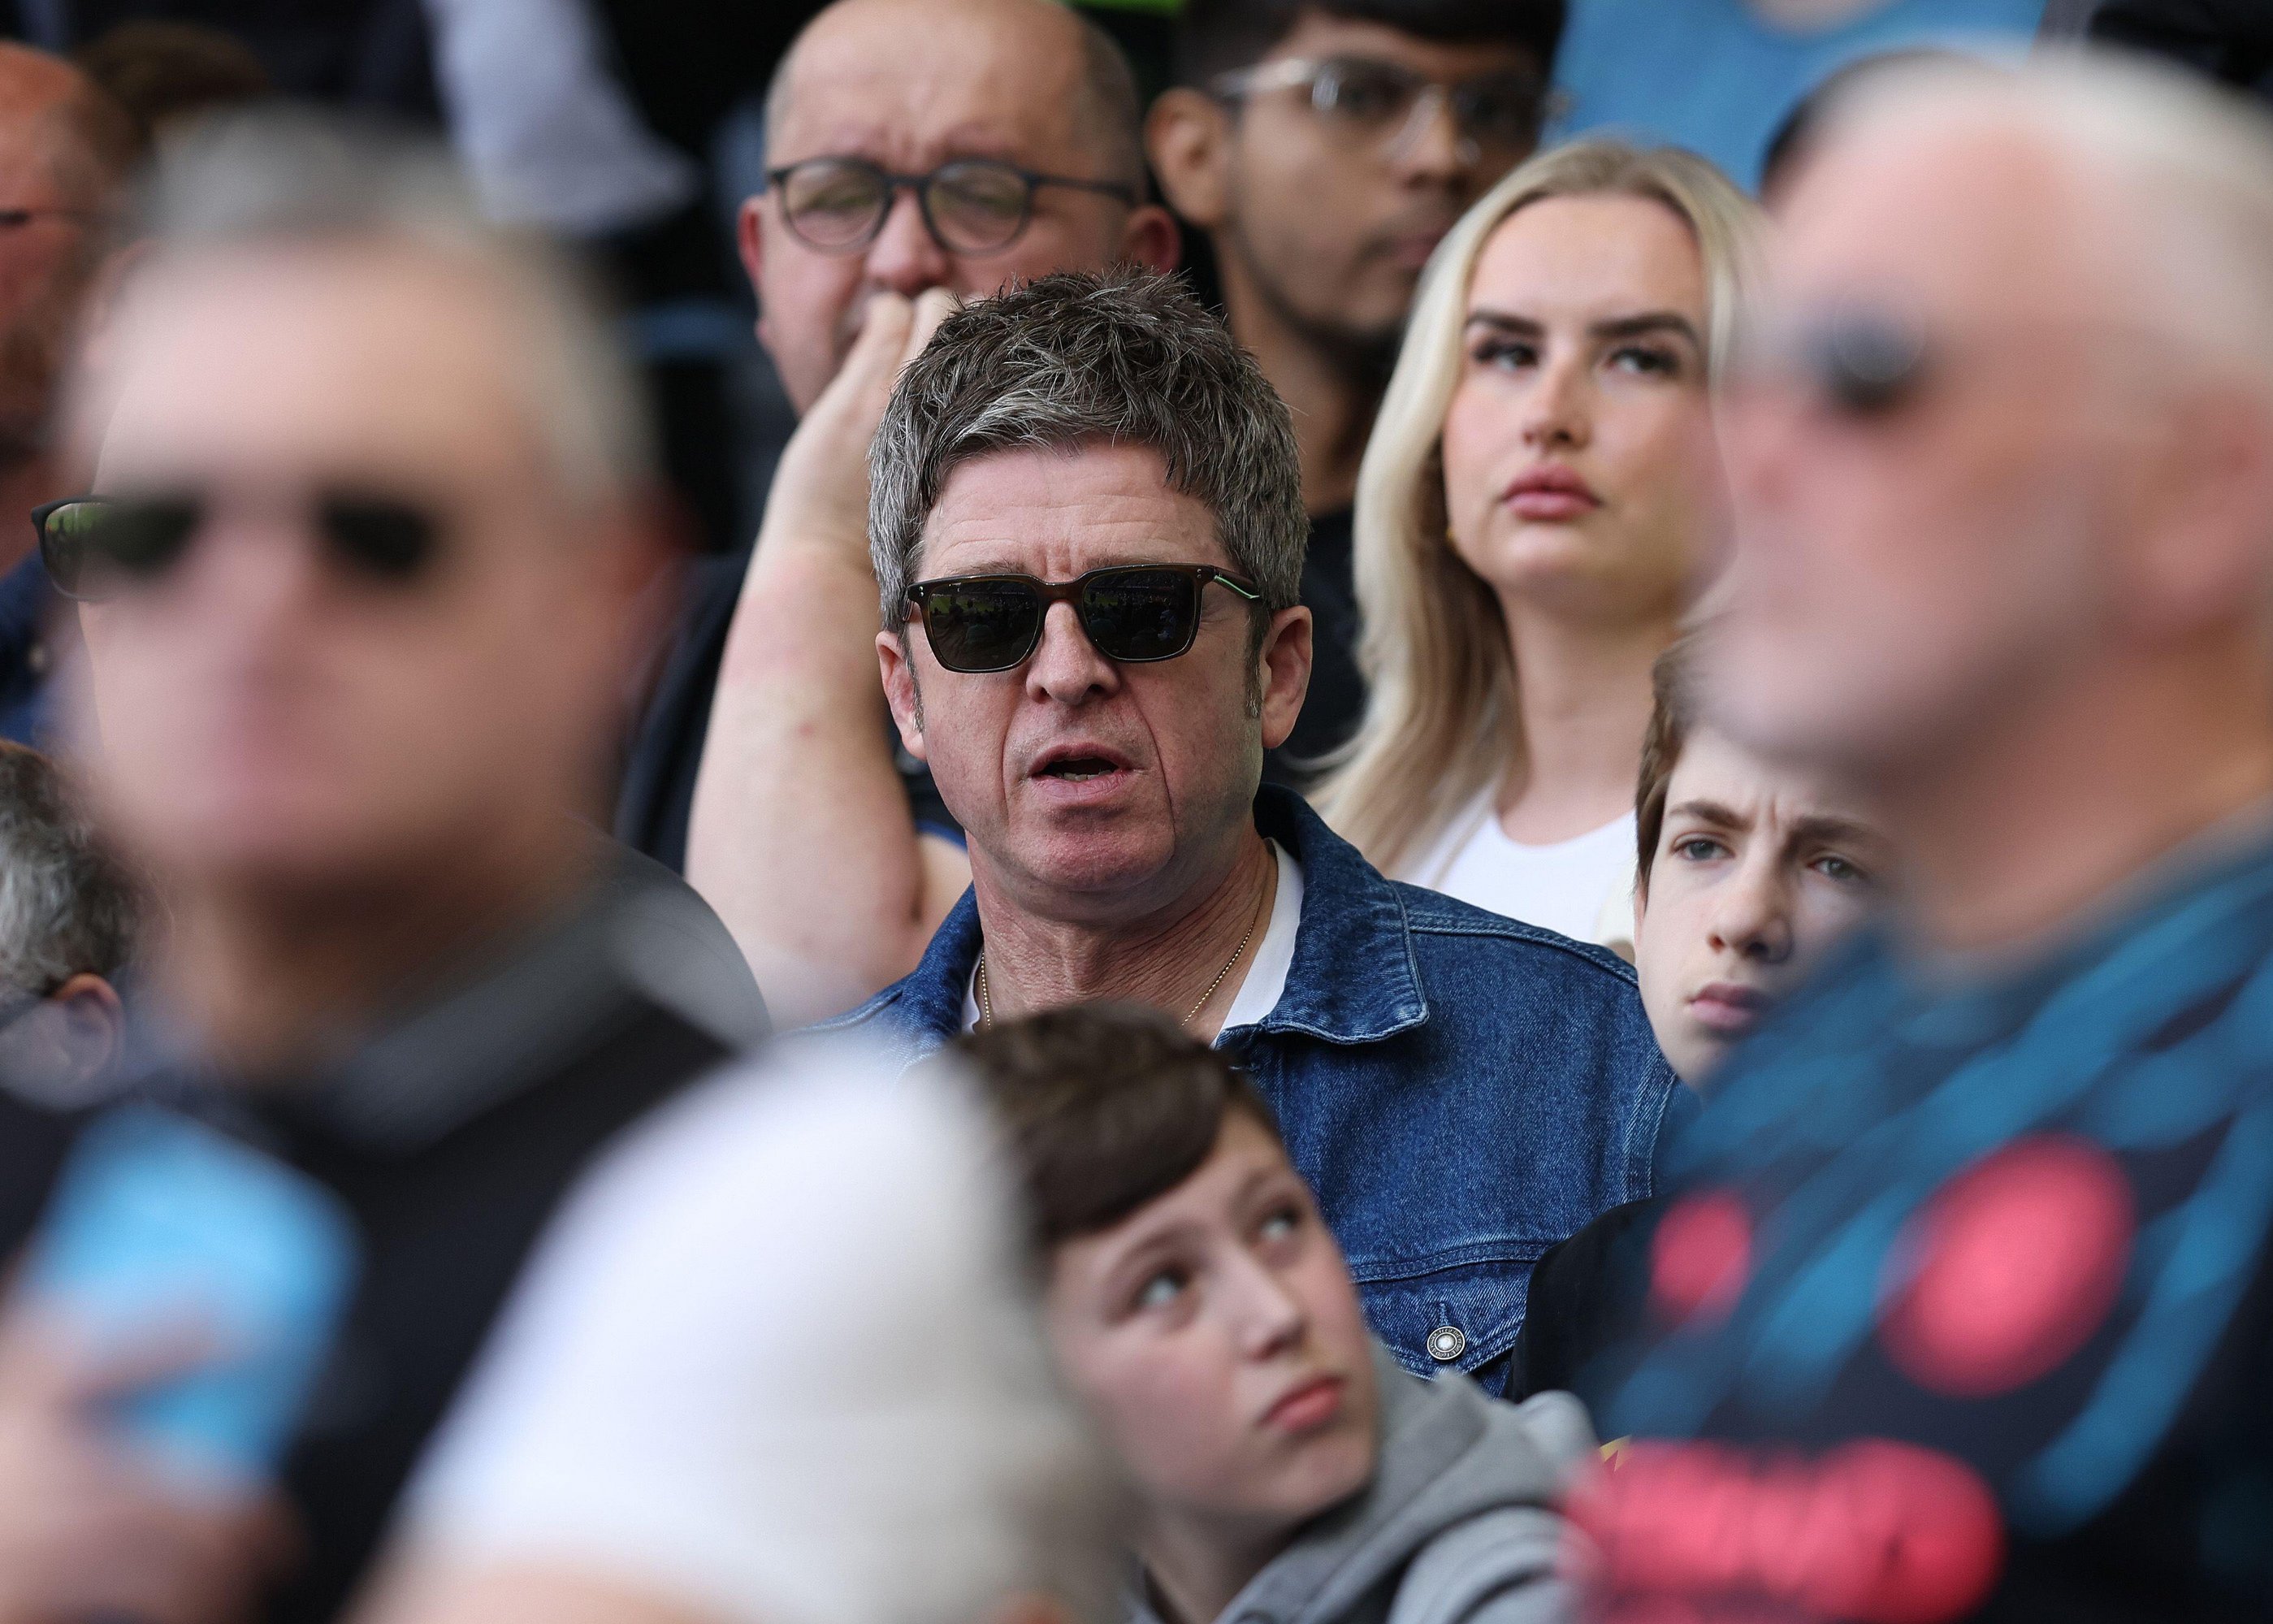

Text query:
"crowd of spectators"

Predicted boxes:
[[0, 2, 2268, 1622]]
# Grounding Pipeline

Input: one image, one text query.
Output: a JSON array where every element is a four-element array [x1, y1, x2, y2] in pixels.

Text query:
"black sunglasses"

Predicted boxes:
[[766, 156, 1136, 257], [905, 564, 1263, 674], [32, 492, 444, 603]]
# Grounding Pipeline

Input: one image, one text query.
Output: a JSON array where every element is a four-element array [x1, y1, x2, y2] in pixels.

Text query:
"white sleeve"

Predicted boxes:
[[394, 1037, 1097, 1624]]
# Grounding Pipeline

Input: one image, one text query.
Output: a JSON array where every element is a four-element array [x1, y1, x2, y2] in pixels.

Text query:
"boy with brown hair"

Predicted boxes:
[[957, 1005, 1595, 1624]]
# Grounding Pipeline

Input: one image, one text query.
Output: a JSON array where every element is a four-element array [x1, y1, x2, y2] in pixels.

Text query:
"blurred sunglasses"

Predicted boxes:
[[1211, 56, 1559, 163], [906, 564, 1263, 674], [1734, 305, 1933, 418], [767, 157, 1137, 257], [32, 491, 444, 603]]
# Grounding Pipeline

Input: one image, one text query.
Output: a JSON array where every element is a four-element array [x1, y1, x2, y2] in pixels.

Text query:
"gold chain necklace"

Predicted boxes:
[[976, 881, 1269, 1033]]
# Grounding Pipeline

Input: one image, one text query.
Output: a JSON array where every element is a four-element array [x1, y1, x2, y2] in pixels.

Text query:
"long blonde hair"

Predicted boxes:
[[1314, 139, 1764, 877]]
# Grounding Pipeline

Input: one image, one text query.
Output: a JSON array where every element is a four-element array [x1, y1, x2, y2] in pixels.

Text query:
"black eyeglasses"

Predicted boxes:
[[0, 206, 104, 231], [766, 157, 1137, 257], [32, 491, 445, 603], [1210, 56, 1557, 163], [1734, 305, 1933, 419], [905, 564, 1263, 674]]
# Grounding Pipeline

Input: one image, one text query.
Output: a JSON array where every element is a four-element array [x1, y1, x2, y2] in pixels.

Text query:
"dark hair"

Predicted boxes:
[[955, 1005, 1280, 1252], [75, 21, 271, 153], [1172, 0, 1566, 88], [1634, 634, 1700, 894]]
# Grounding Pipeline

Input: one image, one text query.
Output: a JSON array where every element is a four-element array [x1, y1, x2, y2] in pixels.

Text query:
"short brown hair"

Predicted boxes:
[[954, 1005, 1279, 1253], [1634, 634, 1703, 894]]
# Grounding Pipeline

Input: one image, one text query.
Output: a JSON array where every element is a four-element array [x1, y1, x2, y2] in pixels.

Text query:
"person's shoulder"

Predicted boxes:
[[1391, 880, 1642, 988]]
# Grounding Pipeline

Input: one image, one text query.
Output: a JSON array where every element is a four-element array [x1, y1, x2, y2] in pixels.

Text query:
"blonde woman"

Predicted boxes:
[[1316, 139, 1762, 950]]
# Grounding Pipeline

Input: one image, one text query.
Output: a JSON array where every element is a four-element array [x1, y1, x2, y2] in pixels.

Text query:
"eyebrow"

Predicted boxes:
[[1465, 308, 1705, 350], [1786, 813, 1886, 851], [1667, 797, 1748, 829]]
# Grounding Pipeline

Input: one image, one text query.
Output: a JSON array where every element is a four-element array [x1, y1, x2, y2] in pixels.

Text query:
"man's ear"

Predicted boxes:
[[42, 972, 124, 1097], [1118, 204, 1182, 276], [1258, 604, 1313, 750], [1145, 88, 1234, 232], [2115, 380, 2273, 641], [878, 629, 929, 760]]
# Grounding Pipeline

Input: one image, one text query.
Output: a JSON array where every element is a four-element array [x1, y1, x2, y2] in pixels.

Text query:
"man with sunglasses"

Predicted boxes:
[[819, 267, 1685, 1397], [0, 121, 768, 1623], [0, 45, 137, 752], [639, 0, 1180, 1025], [1563, 57, 2273, 1622], [1145, 0, 1562, 774]]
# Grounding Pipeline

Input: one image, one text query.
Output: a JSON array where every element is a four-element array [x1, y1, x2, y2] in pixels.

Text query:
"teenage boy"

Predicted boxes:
[[1514, 635, 1898, 1395], [958, 1005, 1598, 1624]]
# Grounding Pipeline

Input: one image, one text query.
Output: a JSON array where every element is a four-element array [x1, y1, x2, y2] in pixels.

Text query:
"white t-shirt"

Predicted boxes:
[[393, 1042, 1105, 1624], [962, 841, 1305, 1037], [1401, 793, 1639, 951]]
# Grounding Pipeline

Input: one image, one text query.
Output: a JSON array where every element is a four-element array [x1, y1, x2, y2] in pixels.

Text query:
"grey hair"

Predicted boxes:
[[869, 268, 1306, 627], [0, 744, 143, 996], [132, 109, 655, 509]]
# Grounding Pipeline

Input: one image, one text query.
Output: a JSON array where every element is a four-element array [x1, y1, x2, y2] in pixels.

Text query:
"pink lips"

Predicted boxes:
[[1262, 1375, 1346, 1434], [1025, 741, 1136, 805], [1688, 981, 1769, 1037], [1503, 464, 1601, 522]]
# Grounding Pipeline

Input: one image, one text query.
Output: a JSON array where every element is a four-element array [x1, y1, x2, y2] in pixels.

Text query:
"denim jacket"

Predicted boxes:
[[817, 786, 1688, 1392]]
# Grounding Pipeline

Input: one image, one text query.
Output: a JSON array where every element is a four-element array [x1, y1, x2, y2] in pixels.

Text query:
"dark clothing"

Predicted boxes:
[[1507, 1197, 1654, 1401], [0, 844, 762, 1624], [1270, 506, 1364, 788], [0, 553, 61, 751], [2087, 0, 2273, 103], [1578, 825, 2273, 1622], [817, 785, 1687, 1393], [616, 507, 1368, 871]]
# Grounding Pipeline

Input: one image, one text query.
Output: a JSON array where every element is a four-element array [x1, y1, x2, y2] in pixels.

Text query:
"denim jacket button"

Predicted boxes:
[[1426, 1324, 1466, 1362]]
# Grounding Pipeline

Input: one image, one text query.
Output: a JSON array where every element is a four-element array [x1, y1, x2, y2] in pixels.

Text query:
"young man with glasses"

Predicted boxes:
[[820, 266, 1685, 1398], [1145, 0, 1563, 775]]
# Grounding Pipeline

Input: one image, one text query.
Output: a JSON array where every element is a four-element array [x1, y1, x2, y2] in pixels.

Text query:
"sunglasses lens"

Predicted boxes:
[[320, 494, 439, 584], [917, 578, 1044, 673], [1817, 311, 1927, 416], [1080, 569, 1202, 662], [42, 496, 201, 599]]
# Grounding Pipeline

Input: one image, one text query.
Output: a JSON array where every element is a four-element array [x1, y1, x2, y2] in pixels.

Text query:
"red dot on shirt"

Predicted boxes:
[[1650, 1189, 1753, 1328], [1878, 1134, 2134, 1397]]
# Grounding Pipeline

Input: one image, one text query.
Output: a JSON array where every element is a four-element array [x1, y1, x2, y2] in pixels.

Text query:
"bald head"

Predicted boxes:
[[768, 0, 1143, 190], [0, 43, 138, 210], [1707, 52, 2273, 791]]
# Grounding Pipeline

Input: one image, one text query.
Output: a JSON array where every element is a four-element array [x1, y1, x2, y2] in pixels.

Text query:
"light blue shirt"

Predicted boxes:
[[1549, 0, 2047, 191]]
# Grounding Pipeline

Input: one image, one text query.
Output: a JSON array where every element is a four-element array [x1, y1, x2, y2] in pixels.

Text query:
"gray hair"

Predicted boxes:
[[132, 109, 655, 509], [0, 744, 142, 996], [869, 268, 1307, 628]]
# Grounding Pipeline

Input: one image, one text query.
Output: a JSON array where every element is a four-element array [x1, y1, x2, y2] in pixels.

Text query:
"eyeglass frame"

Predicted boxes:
[[0, 206, 107, 230], [903, 563, 1265, 673], [764, 156, 1140, 258], [1208, 54, 1564, 166]]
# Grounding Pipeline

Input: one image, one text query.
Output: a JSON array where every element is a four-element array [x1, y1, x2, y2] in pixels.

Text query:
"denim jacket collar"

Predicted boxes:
[[842, 786, 1429, 1050]]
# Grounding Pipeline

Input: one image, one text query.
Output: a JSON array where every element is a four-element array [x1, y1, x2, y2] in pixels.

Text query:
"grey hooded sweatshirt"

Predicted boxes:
[[1132, 1342, 1597, 1624]]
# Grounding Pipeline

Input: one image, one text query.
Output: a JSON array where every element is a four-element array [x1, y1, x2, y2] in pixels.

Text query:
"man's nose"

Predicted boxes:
[[862, 187, 953, 298], [1024, 600, 1117, 704], [1224, 1250, 1307, 1361], [1389, 88, 1473, 184], [1707, 856, 1795, 965]]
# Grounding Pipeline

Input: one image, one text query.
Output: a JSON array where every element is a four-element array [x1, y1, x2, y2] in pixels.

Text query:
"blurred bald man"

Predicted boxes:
[[626, 0, 1179, 1023], [0, 44, 136, 748], [1564, 54, 2273, 1622]]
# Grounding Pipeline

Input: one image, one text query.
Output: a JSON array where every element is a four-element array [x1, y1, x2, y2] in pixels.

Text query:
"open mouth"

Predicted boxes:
[[1039, 756, 1120, 783]]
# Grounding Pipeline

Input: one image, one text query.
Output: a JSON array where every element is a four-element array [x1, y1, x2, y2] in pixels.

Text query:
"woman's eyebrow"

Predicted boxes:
[[1463, 308, 1704, 349]]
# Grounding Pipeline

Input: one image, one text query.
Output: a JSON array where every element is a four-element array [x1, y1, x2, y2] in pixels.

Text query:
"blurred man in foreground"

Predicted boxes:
[[1572, 54, 2273, 1622], [0, 118, 763, 1624], [821, 268, 1682, 1395], [1147, 0, 1563, 770], [639, 0, 1180, 1024], [0, 43, 137, 748]]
